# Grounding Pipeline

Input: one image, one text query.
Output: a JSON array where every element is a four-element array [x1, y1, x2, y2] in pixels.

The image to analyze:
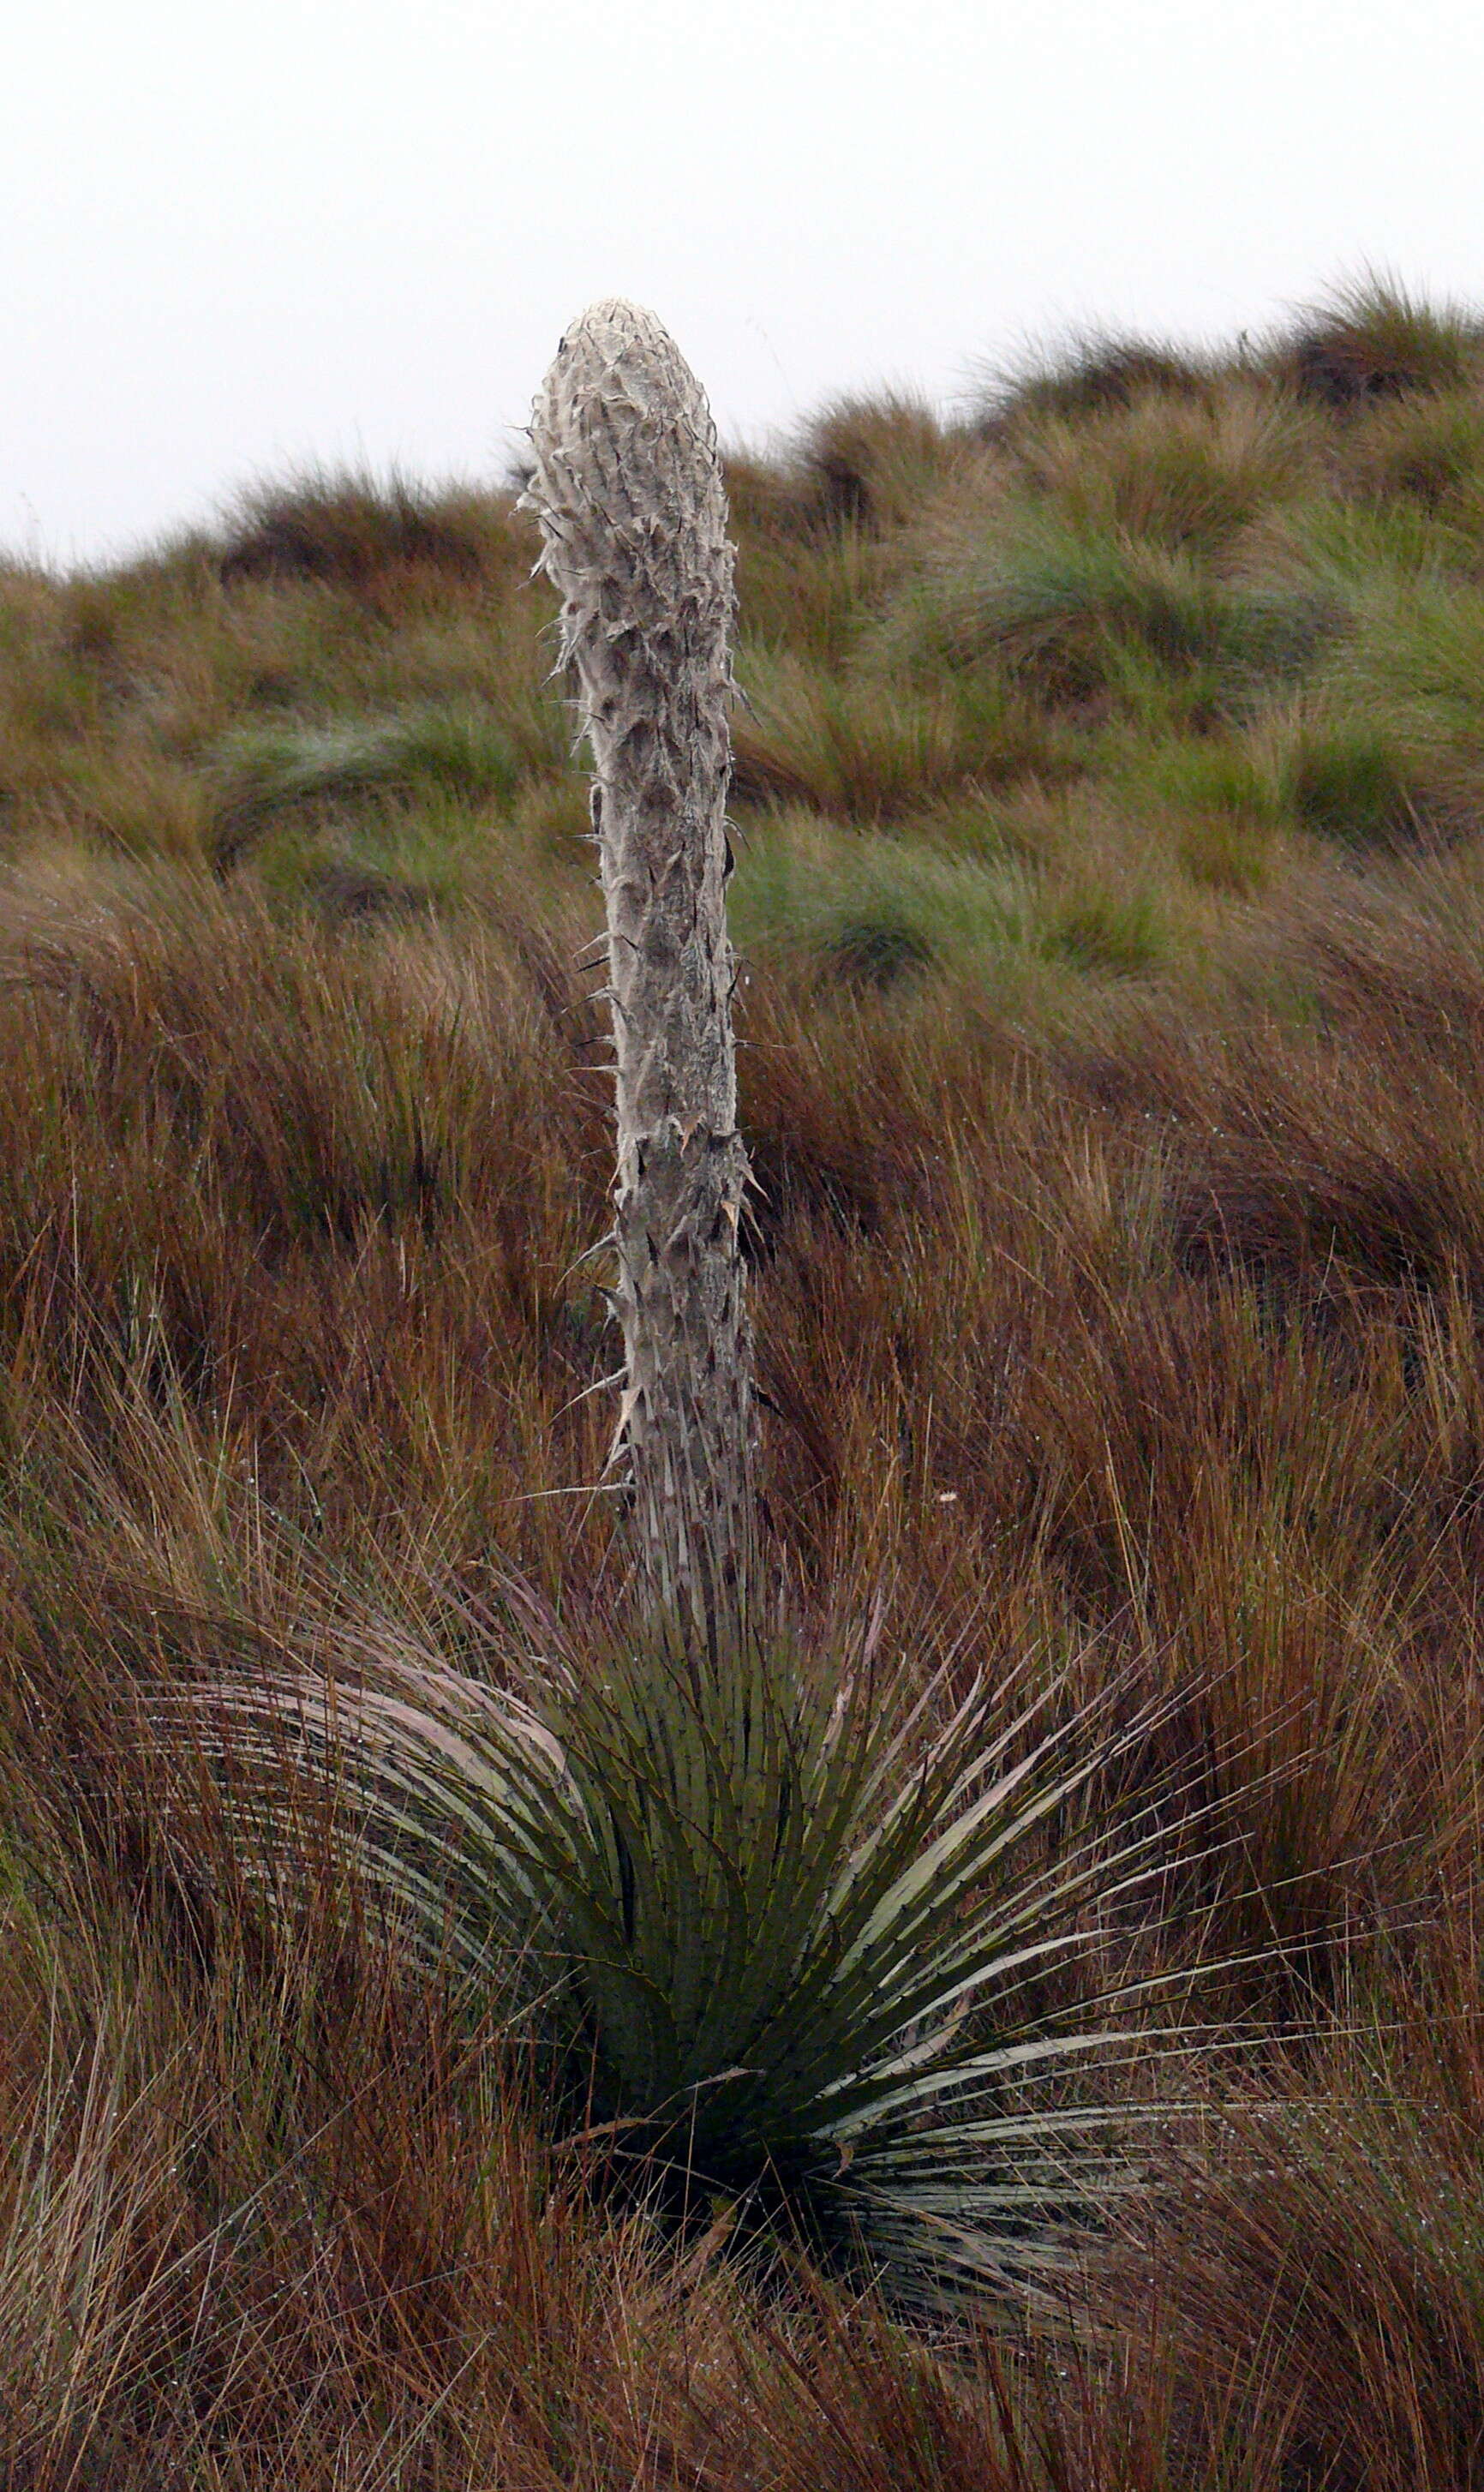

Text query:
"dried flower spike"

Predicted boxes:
[[524, 301, 756, 1644]]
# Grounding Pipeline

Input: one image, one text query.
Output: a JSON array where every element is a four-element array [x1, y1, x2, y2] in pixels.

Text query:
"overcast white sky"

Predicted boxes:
[[4, 0, 1484, 567]]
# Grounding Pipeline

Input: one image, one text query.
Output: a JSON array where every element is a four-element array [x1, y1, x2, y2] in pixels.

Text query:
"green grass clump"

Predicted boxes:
[[1039, 883, 1170, 977], [209, 705, 537, 866], [733, 655, 1072, 825], [1298, 578, 1484, 836], [732, 811, 1041, 990], [1002, 389, 1325, 559], [1279, 719, 1418, 848], [889, 514, 1332, 716], [1101, 736, 1281, 894], [1343, 385, 1484, 515]]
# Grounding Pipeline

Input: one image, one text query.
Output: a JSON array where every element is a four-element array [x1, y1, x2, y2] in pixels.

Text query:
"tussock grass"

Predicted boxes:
[[217, 463, 514, 590], [1001, 388, 1326, 559], [978, 330, 1216, 429], [1267, 270, 1484, 409], [886, 514, 1334, 715], [10, 284, 1484, 2473]]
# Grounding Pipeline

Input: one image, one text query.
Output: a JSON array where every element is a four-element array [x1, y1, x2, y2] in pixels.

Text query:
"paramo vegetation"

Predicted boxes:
[[6, 278, 1484, 2483]]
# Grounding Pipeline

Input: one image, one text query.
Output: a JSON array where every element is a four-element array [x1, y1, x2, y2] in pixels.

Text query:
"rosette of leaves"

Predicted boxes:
[[198, 1613, 1188, 2307]]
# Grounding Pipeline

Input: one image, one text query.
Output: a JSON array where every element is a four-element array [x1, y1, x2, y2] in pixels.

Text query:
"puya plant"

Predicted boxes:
[[207, 1596, 1188, 2305], [181, 305, 1204, 2307], [522, 298, 757, 1649]]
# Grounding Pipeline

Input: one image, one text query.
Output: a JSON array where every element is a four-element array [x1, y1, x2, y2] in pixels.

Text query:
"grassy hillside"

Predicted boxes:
[[6, 278, 1484, 2483]]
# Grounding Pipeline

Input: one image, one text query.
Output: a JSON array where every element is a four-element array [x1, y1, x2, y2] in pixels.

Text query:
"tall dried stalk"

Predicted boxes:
[[524, 301, 756, 1644]]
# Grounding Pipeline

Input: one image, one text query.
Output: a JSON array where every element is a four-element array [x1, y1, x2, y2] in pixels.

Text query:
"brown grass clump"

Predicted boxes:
[[1269, 273, 1484, 410], [216, 465, 512, 592], [978, 332, 1215, 431]]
